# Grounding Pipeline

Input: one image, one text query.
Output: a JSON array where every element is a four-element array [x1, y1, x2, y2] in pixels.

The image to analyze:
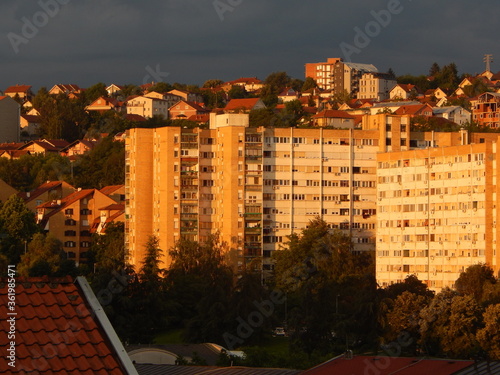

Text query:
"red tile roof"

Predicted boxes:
[[100, 185, 124, 196], [18, 181, 68, 202], [0, 276, 133, 374], [312, 110, 355, 119], [303, 355, 474, 375], [224, 98, 262, 111], [187, 114, 210, 123], [4, 84, 32, 93]]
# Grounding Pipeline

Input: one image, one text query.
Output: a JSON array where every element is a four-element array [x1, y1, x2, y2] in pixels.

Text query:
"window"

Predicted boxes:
[[65, 219, 76, 226], [64, 230, 76, 236], [80, 241, 91, 248], [81, 209, 92, 215], [64, 241, 76, 248], [65, 208, 73, 215]]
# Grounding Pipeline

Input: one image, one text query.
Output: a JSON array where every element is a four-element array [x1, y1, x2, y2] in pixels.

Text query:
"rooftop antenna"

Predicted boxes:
[[484, 54, 493, 72]]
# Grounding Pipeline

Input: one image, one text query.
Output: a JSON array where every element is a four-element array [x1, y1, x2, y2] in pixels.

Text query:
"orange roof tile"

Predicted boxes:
[[4, 84, 32, 93], [224, 98, 262, 111], [0, 276, 130, 374], [18, 181, 66, 202], [100, 185, 124, 196], [303, 355, 474, 375], [312, 110, 355, 119]]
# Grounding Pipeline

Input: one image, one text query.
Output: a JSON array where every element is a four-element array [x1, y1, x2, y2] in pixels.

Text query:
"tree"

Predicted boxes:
[[429, 62, 440, 77], [17, 233, 70, 277], [0, 195, 39, 264], [477, 304, 500, 359], [387, 68, 396, 79], [302, 77, 317, 92], [249, 108, 275, 128], [72, 136, 125, 189], [166, 234, 234, 344], [455, 263, 496, 302], [228, 85, 247, 99], [84, 83, 107, 105], [273, 218, 375, 355], [383, 291, 431, 354], [148, 81, 173, 93], [419, 289, 483, 358], [203, 79, 224, 88]]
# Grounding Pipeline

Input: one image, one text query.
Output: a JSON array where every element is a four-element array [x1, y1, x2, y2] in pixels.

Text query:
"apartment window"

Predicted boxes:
[[80, 241, 91, 248], [81, 209, 92, 215], [64, 241, 76, 248], [202, 180, 214, 187], [65, 208, 73, 215], [65, 219, 76, 226], [64, 230, 76, 236]]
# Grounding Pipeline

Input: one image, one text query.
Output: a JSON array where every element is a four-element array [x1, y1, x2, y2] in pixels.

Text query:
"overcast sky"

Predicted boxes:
[[0, 0, 499, 91]]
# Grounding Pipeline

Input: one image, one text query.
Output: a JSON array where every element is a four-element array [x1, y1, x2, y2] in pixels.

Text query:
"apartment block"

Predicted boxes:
[[125, 113, 411, 274], [376, 140, 500, 291], [358, 72, 397, 101], [305, 58, 342, 91], [305, 58, 379, 98]]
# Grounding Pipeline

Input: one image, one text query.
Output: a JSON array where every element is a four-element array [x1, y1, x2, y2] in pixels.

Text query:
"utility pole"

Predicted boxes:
[[484, 54, 493, 72]]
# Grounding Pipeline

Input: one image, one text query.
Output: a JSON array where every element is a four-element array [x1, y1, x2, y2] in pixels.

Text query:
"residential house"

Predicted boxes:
[[60, 139, 98, 158], [222, 77, 264, 93], [369, 101, 421, 115], [20, 114, 41, 138], [470, 92, 500, 128], [168, 100, 210, 120], [433, 106, 471, 125], [144, 91, 182, 108], [278, 87, 300, 103], [4, 84, 33, 101], [36, 188, 118, 264], [0, 96, 20, 142], [107, 83, 124, 96], [92, 202, 125, 235], [167, 89, 203, 103], [100, 185, 126, 204], [85, 96, 124, 113], [425, 87, 449, 100], [358, 72, 396, 101], [49, 83, 82, 96], [0, 178, 17, 203], [0, 149, 30, 160], [18, 139, 69, 155], [126, 96, 170, 119], [393, 103, 433, 117], [0, 276, 138, 375], [390, 83, 421, 100], [19, 180, 75, 212], [311, 110, 356, 128], [223, 98, 266, 113]]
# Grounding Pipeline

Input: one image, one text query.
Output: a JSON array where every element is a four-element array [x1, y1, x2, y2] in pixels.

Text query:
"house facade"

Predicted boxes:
[[358, 72, 396, 101], [126, 96, 170, 119]]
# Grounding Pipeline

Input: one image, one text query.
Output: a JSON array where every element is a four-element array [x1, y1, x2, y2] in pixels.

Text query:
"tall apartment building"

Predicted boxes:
[[125, 113, 410, 274], [305, 58, 342, 91], [376, 137, 500, 291], [305, 58, 379, 98]]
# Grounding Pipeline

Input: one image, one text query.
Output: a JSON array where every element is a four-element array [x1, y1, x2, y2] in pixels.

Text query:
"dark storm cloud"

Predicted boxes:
[[0, 0, 499, 90]]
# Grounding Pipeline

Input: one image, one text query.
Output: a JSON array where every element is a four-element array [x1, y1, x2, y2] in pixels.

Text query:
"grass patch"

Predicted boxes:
[[153, 328, 185, 344]]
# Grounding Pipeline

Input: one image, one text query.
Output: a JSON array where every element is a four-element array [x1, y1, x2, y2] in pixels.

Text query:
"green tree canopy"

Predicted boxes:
[[455, 263, 497, 302]]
